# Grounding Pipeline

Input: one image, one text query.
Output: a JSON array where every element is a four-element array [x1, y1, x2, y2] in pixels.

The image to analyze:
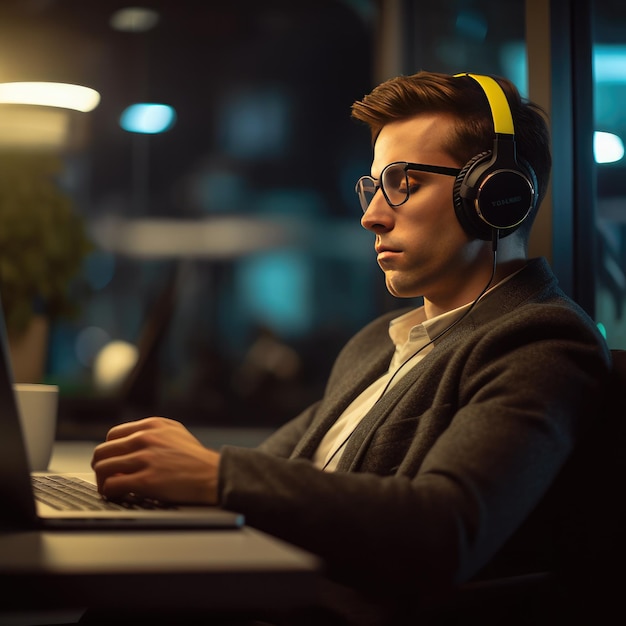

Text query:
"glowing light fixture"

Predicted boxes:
[[0, 82, 100, 112], [110, 7, 160, 32], [594, 131, 625, 164], [119, 103, 176, 134]]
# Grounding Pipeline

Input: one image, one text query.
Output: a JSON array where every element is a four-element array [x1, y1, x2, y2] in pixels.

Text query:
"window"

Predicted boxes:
[[593, 0, 626, 348]]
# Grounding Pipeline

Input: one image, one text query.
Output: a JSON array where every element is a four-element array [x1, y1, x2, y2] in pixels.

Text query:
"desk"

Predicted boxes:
[[0, 528, 321, 612], [0, 441, 322, 620]]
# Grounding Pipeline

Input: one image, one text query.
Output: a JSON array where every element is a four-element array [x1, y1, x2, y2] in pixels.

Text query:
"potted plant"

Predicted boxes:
[[0, 151, 92, 382]]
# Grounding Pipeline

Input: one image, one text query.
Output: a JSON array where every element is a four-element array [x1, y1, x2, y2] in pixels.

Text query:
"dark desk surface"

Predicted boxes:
[[0, 527, 321, 612], [0, 440, 322, 615]]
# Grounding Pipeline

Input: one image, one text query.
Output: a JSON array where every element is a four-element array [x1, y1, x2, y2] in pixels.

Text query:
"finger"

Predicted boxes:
[[93, 450, 148, 493], [105, 416, 169, 441], [91, 433, 140, 468], [92, 420, 173, 468], [91, 429, 163, 475], [99, 469, 150, 501]]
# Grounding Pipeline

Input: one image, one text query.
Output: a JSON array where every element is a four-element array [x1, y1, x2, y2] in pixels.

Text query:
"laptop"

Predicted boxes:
[[0, 300, 244, 531]]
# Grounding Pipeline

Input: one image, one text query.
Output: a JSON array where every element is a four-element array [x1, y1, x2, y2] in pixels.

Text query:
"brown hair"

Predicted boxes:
[[351, 71, 552, 238]]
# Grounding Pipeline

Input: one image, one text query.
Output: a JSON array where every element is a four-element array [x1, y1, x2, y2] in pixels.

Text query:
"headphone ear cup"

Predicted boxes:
[[453, 152, 494, 241], [453, 152, 537, 241], [518, 157, 538, 208]]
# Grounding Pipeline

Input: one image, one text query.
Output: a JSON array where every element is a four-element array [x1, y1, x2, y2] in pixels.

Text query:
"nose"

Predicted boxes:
[[361, 191, 393, 233]]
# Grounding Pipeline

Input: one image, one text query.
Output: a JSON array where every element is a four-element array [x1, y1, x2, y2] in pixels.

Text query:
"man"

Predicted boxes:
[[91, 72, 610, 624]]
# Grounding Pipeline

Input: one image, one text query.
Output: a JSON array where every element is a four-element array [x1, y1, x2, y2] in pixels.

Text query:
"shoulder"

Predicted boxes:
[[430, 261, 611, 393], [473, 257, 604, 342]]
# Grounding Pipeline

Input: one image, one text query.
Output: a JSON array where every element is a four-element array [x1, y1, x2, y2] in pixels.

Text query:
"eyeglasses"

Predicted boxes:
[[355, 161, 462, 213]]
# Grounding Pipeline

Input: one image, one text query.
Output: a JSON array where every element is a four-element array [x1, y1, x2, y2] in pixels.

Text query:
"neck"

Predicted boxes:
[[424, 254, 526, 320]]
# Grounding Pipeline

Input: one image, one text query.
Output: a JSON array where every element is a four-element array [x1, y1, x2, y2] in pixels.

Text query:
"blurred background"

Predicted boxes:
[[0, 0, 623, 439]]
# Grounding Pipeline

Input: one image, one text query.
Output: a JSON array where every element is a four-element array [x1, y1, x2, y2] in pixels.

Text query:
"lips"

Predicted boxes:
[[375, 244, 402, 264], [375, 240, 401, 253]]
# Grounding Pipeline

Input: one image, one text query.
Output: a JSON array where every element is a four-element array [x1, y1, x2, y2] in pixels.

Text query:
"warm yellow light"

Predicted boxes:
[[0, 82, 101, 112], [93, 340, 139, 393]]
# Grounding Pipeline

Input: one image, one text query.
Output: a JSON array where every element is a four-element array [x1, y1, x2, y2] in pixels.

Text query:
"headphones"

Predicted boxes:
[[452, 73, 537, 242]]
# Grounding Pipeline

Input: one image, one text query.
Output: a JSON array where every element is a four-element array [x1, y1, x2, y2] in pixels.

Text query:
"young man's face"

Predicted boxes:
[[361, 112, 489, 310]]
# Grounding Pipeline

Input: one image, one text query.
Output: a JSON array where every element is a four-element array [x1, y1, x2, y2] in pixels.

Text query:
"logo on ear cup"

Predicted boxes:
[[453, 151, 536, 240]]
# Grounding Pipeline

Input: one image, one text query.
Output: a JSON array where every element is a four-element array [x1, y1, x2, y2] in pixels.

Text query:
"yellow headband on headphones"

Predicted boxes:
[[454, 73, 515, 136]]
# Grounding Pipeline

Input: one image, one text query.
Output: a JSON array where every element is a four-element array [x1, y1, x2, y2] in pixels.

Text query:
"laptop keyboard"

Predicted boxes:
[[32, 475, 175, 511]]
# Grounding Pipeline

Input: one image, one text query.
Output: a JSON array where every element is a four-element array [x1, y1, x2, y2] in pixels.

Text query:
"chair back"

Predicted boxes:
[[556, 348, 626, 621], [438, 349, 626, 625]]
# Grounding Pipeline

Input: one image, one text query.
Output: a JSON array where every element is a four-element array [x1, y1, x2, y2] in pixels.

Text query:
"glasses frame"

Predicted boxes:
[[355, 161, 462, 213]]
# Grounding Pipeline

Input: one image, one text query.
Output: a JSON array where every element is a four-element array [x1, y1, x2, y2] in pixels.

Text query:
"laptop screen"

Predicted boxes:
[[0, 294, 39, 528]]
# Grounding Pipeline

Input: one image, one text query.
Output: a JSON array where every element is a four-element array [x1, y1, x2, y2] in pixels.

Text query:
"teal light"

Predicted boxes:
[[455, 10, 488, 41], [119, 103, 176, 134], [238, 252, 312, 336], [597, 322, 607, 340], [594, 45, 626, 83]]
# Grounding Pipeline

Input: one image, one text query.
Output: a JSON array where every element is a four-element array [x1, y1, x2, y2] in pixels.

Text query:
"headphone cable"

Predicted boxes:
[[321, 234, 499, 471]]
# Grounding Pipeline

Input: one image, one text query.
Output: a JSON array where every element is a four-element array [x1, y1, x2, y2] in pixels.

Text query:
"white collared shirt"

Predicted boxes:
[[312, 303, 470, 471], [312, 267, 524, 472]]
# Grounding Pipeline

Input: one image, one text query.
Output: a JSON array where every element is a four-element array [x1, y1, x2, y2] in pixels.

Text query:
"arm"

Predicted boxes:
[[218, 307, 611, 594], [91, 302, 610, 596], [90, 400, 322, 504]]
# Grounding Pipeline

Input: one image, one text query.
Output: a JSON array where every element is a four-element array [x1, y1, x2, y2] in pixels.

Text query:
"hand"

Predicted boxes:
[[91, 417, 220, 505]]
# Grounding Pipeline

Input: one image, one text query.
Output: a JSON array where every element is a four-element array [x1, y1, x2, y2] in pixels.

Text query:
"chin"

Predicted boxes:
[[385, 279, 419, 300]]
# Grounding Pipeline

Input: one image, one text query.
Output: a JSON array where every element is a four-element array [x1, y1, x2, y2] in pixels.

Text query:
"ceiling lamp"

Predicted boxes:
[[0, 82, 101, 112]]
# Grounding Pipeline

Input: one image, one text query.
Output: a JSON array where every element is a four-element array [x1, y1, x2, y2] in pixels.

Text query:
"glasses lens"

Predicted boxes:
[[355, 176, 377, 212], [381, 163, 409, 207]]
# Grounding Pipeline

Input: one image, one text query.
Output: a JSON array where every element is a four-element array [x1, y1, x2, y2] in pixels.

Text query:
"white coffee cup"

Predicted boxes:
[[13, 383, 59, 471]]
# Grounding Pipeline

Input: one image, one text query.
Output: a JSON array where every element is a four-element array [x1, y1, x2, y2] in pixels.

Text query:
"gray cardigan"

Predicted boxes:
[[218, 258, 611, 616]]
